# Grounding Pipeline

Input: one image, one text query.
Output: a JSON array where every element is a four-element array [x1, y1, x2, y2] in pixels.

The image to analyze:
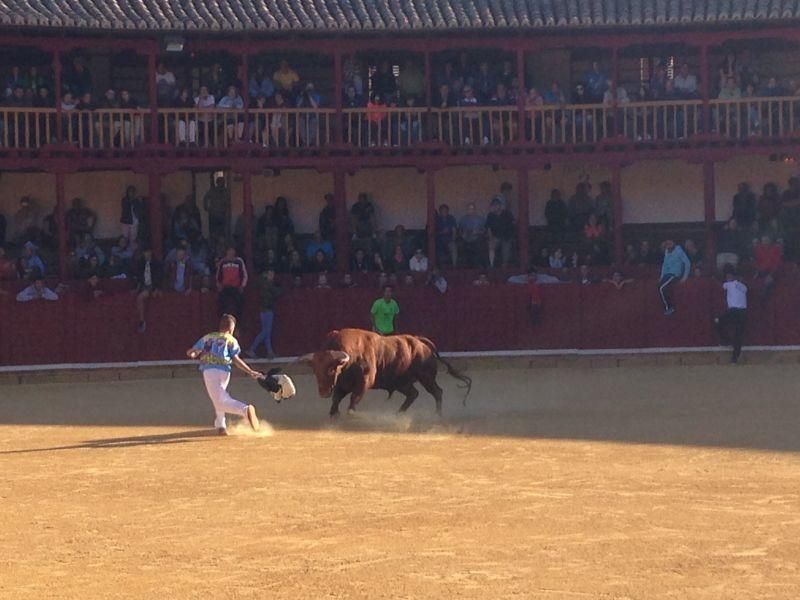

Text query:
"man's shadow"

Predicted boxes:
[[0, 429, 218, 455]]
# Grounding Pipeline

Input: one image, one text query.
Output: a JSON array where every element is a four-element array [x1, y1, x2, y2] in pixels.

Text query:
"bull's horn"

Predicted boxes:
[[330, 351, 350, 363], [296, 353, 314, 363]]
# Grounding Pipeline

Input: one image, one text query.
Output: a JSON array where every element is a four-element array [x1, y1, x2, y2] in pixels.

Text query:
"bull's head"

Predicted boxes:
[[297, 350, 351, 398]]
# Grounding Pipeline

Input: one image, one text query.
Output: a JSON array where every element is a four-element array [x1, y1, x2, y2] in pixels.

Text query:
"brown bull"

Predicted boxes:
[[298, 328, 471, 417]]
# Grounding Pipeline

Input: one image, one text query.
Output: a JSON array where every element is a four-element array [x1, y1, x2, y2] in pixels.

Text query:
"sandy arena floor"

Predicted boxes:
[[1, 363, 800, 599]]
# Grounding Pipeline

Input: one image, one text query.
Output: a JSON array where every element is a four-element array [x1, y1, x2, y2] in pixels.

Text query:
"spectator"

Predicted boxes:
[[384, 224, 414, 262], [103, 253, 128, 280], [545, 189, 569, 236], [292, 275, 304, 289], [342, 84, 364, 109], [247, 268, 283, 359], [583, 214, 605, 242], [409, 248, 429, 272], [339, 272, 357, 289], [714, 267, 748, 364], [305, 231, 333, 261], [116, 89, 142, 144], [204, 177, 231, 243], [308, 249, 332, 273], [319, 193, 336, 241], [377, 271, 389, 289], [543, 81, 566, 105], [459, 203, 485, 268], [568, 182, 594, 231], [171, 195, 202, 243], [603, 270, 635, 290], [716, 218, 747, 272], [472, 272, 490, 286], [4, 65, 27, 98], [165, 246, 194, 295], [315, 273, 331, 289], [0, 246, 17, 281], [270, 91, 292, 146], [371, 60, 397, 101], [351, 248, 369, 273], [486, 198, 515, 268], [273, 60, 300, 95], [273, 196, 295, 254], [82, 271, 105, 301], [732, 182, 757, 230], [296, 82, 322, 146], [64, 56, 92, 97], [371, 285, 400, 335], [717, 76, 741, 100], [474, 61, 496, 102], [134, 248, 163, 333], [458, 85, 483, 145], [216, 246, 248, 323], [623, 243, 639, 266], [673, 63, 699, 98], [120, 185, 143, 246], [549, 248, 566, 269], [366, 93, 389, 146], [343, 58, 364, 97], [577, 264, 597, 285], [780, 176, 800, 228], [16, 277, 59, 302], [638, 240, 658, 265], [350, 193, 377, 252], [18, 241, 45, 280], [658, 239, 691, 315], [65, 197, 97, 245], [217, 85, 244, 143], [256, 204, 278, 252], [155, 62, 177, 105], [649, 64, 668, 99], [397, 59, 424, 101], [370, 251, 386, 273], [583, 61, 609, 102], [173, 88, 197, 145], [602, 81, 630, 105], [74, 233, 105, 270], [435, 204, 458, 266], [427, 267, 448, 294], [594, 181, 614, 229], [388, 244, 407, 273], [284, 250, 304, 276], [248, 65, 275, 101], [13, 196, 40, 245], [753, 234, 782, 302]]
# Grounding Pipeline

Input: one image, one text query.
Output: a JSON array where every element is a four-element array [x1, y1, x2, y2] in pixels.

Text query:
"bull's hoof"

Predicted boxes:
[[347, 408, 356, 416], [329, 411, 339, 420]]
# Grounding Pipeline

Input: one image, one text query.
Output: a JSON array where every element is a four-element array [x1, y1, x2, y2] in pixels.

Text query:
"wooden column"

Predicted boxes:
[[612, 164, 624, 265], [517, 167, 530, 268], [334, 170, 349, 272], [241, 171, 254, 269], [333, 50, 343, 144], [703, 160, 716, 266], [148, 172, 163, 258], [55, 171, 68, 279], [52, 50, 63, 143], [147, 51, 158, 144], [426, 169, 437, 267], [516, 46, 526, 143]]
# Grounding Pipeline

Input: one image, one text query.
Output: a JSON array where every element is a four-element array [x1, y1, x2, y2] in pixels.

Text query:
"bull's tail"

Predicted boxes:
[[422, 339, 472, 405]]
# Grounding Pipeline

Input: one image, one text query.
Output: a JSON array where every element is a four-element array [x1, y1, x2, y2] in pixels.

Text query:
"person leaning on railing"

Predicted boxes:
[[172, 87, 197, 146], [217, 85, 244, 144]]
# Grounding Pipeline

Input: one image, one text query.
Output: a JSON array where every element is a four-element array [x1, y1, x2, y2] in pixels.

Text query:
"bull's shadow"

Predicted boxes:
[[2, 364, 800, 453]]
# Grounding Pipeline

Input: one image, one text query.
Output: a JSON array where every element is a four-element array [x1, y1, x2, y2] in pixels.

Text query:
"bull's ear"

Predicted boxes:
[[330, 351, 350, 365], [296, 353, 314, 364]]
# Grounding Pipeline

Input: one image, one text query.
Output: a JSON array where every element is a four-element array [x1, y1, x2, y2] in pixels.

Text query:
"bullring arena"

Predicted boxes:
[[3, 352, 800, 599]]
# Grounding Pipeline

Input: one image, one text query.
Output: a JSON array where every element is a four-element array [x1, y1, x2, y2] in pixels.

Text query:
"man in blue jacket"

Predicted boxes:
[[659, 239, 691, 315]]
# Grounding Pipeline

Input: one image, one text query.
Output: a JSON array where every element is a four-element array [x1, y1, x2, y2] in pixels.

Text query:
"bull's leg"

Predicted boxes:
[[397, 384, 420, 413], [330, 389, 347, 418], [419, 376, 444, 416], [347, 381, 367, 415]]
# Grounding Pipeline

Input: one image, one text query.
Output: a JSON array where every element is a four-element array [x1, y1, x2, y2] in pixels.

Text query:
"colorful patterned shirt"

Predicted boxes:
[[192, 332, 240, 372]]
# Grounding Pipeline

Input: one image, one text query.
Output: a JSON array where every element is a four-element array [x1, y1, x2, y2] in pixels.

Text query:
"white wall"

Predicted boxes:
[[620, 160, 704, 223]]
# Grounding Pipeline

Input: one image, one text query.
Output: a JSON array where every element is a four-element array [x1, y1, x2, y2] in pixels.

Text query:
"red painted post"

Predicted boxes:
[[334, 170, 349, 272], [424, 49, 433, 141], [242, 171, 254, 269], [333, 49, 343, 144], [517, 168, 530, 268], [516, 46, 526, 143], [147, 51, 158, 144], [703, 160, 716, 266], [55, 171, 68, 279], [426, 170, 437, 267], [52, 49, 62, 143], [612, 164, 624, 265], [148, 172, 163, 258]]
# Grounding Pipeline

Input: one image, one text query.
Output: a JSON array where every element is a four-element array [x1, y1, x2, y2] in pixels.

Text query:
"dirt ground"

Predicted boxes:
[[1, 363, 800, 599]]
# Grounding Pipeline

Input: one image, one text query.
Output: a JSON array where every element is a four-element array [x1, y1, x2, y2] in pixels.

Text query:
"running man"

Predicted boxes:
[[186, 314, 261, 435], [714, 267, 748, 364], [658, 239, 690, 315]]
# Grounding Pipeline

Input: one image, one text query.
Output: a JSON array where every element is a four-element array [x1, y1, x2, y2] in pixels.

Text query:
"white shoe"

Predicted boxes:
[[246, 405, 260, 431]]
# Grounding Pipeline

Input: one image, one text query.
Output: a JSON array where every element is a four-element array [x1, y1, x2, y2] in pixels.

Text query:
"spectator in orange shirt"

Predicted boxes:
[[753, 234, 782, 302]]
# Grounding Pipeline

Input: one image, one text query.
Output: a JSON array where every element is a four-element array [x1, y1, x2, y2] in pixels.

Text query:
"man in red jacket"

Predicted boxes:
[[753, 234, 782, 302], [216, 246, 248, 322]]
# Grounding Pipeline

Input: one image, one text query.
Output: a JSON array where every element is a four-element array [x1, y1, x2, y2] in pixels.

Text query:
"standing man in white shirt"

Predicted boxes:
[[715, 268, 747, 364]]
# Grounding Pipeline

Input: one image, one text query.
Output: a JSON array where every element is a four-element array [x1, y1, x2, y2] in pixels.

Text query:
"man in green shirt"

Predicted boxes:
[[370, 286, 399, 335]]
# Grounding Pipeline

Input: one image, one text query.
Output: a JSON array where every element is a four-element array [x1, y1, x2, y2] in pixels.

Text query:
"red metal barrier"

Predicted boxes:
[[1, 273, 799, 366]]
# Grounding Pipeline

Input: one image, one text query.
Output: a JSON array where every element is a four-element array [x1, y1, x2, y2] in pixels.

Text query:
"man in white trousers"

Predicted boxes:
[[186, 314, 262, 435]]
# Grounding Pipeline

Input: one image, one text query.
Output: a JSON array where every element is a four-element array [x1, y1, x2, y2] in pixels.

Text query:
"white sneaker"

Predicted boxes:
[[246, 405, 260, 431]]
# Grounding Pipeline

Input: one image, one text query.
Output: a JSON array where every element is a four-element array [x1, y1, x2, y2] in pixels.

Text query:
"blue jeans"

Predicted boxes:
[[250, 310, 275, 355]]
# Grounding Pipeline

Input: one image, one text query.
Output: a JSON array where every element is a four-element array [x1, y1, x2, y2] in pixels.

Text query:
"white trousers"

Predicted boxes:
[[202, 369, 247, 429]]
